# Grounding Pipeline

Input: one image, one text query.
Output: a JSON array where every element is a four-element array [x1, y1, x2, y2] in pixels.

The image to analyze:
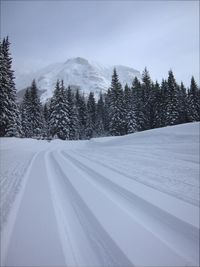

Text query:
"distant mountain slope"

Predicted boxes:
[[15, 57, 141, 102]]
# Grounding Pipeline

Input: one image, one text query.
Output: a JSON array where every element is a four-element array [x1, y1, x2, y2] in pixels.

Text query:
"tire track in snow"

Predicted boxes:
[[46, 151, 133, 267], [60, 150, 199, 266]]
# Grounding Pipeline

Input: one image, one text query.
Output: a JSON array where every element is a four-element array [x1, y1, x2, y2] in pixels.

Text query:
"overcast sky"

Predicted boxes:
[[1, 0, 199, 86]]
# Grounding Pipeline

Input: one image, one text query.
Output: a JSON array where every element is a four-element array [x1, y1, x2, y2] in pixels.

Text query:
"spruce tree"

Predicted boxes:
[[109, 68, 125, 136], [178, 82, 190, 123], [20, 88, 32, 137], [67, 86, 79, 140], [187, 76, 200, 121], [104, 89, 112, 134], [150, 80, 160, 129], [164, 70, 180, 125], [75, 90, 87, 139], [43, 102, 51, 139], [154, 79, 167, 128], [49, 81, 60, 138], [0, 37, 21, 137], [96, 93, 105, 136], [49, 80, 70, 140], [29, 80, 45, 138], [124, 84, 137, 134], [131, 77, 144, 131], [86, 92, 96, 138], [141, 68, 156, 130]]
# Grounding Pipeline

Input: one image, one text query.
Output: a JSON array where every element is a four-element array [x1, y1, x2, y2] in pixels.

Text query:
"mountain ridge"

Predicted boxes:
[[16, 57, 141, 102]]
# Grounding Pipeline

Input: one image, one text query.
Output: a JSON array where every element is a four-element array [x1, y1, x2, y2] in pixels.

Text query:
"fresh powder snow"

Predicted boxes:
[[0, 122, 199, 266]]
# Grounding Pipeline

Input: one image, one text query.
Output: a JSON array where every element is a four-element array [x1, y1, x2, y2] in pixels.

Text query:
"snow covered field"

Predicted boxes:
[[0, 122, 199, 266]]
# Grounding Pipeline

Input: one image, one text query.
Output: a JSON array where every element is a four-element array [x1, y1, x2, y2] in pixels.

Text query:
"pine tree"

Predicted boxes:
[[154, 79, 167, 128], [96, 92, 105, 136], [43, 102, 51, 139], [29, 80, 45, 138], [178, 82, 190, 123], [164, 70, 180, 125], [109, 68, 125, 136], [86, 92, 96, 138], [141, 68, 156, 130], [75, 90, 87, 139], [104, 89, 112, 134], [20, 88, 32, 137], [49, 80, 70, 140], [124, 84, 137, 134], [150, 80, 161, 129], [131, 77, 144, 131], [43, 103, 49, 123], [187, 76, 200, 121], [67, 86, 79, 140], [0, 37, 21, 137]]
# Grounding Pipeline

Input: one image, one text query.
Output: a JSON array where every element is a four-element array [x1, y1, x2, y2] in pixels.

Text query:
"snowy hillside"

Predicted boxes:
[[15, 57, 141, 102], [0, 122, 199, 266]]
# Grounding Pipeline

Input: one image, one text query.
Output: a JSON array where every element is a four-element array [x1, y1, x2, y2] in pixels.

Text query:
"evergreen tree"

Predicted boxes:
[[0, 37, 21, 137], [20, 88, 32, 137], [187, 76, 200, 121], [43, 103, 49, 124], [150, 80, 161, 129], [131, 77, 144, 131], [141, 68, 157, 130], [178, 82, 190, 123], [29, 80, 45, 138], [75, 90, 87, 139], [155, 79, 167, 128], [86, 92, 96, 138], [164, 70, 180, 125], [49, 80, 70, 140], [43, 102, 51, 139], [96, 92, 105, 136], [124, 84, 137, 134], [104, 89, 112, 134], [109, 68, 125, 136], [67, 86, 79, 140]]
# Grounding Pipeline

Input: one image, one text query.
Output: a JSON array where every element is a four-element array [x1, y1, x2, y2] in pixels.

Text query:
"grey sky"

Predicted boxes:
[[1, 0, 199, 86]]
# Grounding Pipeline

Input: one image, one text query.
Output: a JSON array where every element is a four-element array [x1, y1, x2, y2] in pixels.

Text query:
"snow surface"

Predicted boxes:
[[15, 57, 141, 102], [0, 122, 199, 266]]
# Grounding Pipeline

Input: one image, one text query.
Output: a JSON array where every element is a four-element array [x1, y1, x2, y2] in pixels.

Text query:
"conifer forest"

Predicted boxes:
[[1, 37, 199, 140]]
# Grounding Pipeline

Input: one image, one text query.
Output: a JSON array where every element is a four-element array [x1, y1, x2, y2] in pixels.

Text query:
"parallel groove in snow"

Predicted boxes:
[[49, 150, 192, 266], [2, 152, 66, 267], [60, 150, 199, 265], [72, 148, 198, 206], [47, 151, 132, 267], [1, 123, 199, 267]]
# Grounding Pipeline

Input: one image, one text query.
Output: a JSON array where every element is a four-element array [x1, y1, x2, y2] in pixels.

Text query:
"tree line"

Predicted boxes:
[[0, 37, 199, 140]]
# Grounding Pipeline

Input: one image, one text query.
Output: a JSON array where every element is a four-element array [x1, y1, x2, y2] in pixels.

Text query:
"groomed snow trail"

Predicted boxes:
[[2, 152, 66, 266], [0, 123, 199, 266]]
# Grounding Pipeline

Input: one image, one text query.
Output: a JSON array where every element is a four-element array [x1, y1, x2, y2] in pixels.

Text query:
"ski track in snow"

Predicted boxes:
[[0, 122, 199, 266], [71, 147, 199, 206], [0, 149, 35, 231]]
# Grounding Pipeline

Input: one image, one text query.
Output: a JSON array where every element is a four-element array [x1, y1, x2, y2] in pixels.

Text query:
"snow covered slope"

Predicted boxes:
[[0, 122, 199, 266], [15, 57, 141, 102]]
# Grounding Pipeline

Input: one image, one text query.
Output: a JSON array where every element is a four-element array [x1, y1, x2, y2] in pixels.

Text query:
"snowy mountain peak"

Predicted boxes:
[[16, 57, 141, 102], [65, 57, 90, 65]]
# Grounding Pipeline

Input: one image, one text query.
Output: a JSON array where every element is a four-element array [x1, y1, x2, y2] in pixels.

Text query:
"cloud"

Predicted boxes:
[[1, 0, 199, 86]]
